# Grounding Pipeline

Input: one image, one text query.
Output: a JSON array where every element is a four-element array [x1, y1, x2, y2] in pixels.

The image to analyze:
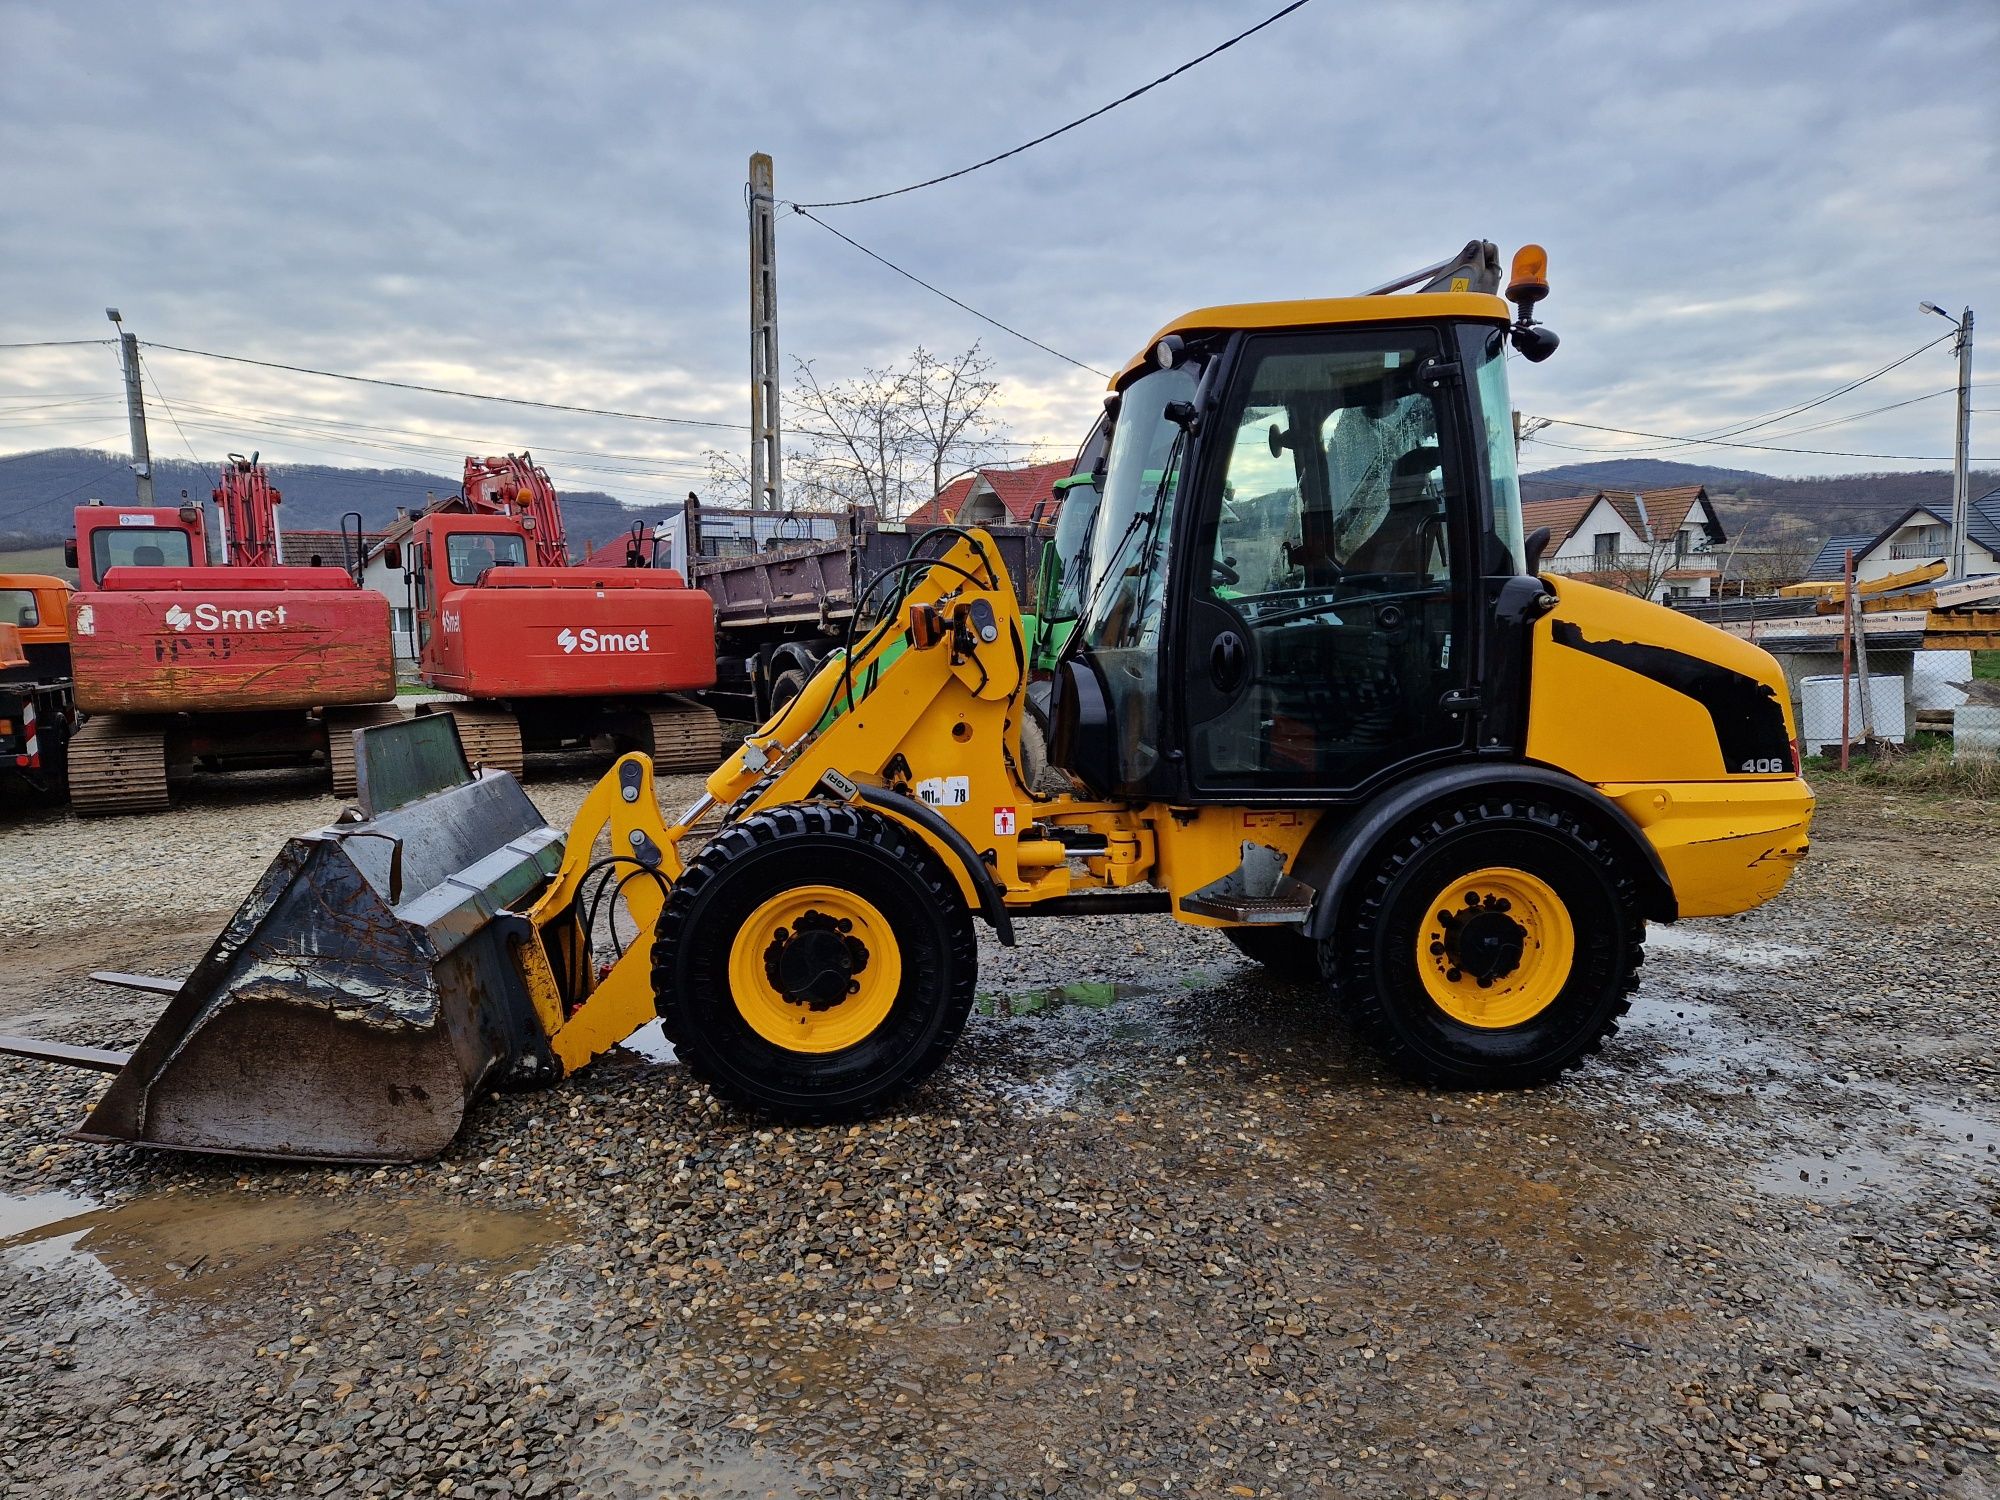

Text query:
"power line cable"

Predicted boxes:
[[1524, 423, 1996, 463], [793, 0, 1315, 209], [134, 337, 1064, 448], [141, 341, 758, 432], [138, 353, 203, 464], [1669, 331, 1956, 444], [0, 339, 116, 351], [790, 207, 1110, 377]]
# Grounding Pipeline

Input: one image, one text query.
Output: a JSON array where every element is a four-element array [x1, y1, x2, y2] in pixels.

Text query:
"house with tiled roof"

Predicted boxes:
[[1825, 484, 2000, 585], [277, 527, 382, 571], [1800, 533, 1877, 584], [905, 459, 1072, 528], [1521, 485, 1727, 603]]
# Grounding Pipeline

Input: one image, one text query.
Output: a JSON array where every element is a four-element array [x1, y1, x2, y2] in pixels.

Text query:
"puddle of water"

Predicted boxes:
[[621, 1019, 678, 1065], [977, 980, 1122, 1017], [1618, 991, 1800, 1084], [1645, 925, 1813, 969], [1756, 1146, 1907, 1201], [1905, 1100, 2000, 1162], [0, 1190, 96, 1240], [0, 1186, 566, 1298]]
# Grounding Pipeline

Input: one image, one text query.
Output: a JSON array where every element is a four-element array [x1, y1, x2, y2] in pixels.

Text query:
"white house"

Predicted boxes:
[[360, 512, 421, 659], [1800, 484, 2000, 585], [1521, 485, 1727, 602]]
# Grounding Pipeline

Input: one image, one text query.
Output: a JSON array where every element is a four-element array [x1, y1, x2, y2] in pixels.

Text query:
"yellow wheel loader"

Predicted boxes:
[[1, 242, 1814, 1161]]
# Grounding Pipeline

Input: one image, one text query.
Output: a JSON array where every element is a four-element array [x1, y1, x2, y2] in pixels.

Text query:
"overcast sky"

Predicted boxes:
[[2, 0, 1994, 505]]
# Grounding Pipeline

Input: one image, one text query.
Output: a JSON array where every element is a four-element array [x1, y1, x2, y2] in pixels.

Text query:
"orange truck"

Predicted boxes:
[[0, 573, 77, 795]]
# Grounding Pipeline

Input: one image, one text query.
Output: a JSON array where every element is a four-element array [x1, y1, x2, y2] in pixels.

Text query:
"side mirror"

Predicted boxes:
[[1511, 324, 1560, 363], [1524, 525, 1553, 573], [63, 539, 78, 570], [381, 541, 403, 570]]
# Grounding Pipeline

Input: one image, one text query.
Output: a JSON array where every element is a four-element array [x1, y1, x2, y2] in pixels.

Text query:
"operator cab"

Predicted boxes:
[[67, 502, 204, 588], [1050, 242, 1550, 805]]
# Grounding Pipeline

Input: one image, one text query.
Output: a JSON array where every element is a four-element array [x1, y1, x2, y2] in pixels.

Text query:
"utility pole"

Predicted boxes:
[[747, 153, 783, 514], [1948, 308, 1974, 582], [106, 307, 153, 504], [1922, 301, 1974, 580]]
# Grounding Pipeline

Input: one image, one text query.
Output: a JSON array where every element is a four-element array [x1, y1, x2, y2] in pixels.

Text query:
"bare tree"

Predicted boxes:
[[789, 357, 927, 517], [1597, 539, 1686, 602], [904, 343, 1004, 506], [701, 344, 1012, 521]]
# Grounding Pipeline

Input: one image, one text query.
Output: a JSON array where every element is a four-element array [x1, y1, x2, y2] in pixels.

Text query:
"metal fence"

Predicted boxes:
[[1793, 649, 1989, 760]]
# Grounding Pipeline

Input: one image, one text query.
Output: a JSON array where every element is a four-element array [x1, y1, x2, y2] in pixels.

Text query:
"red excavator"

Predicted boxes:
[[63, 455, 400, 814], [396, 453, 720, 773]]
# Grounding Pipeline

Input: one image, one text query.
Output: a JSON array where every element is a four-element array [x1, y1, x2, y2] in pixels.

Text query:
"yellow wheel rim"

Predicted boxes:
[[727, 885, 901, 1054], [1417, 866, 1574, 1030]]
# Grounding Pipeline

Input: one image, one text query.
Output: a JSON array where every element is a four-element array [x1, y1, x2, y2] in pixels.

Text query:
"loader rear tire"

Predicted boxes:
[[1222, 927, 1329, 984], [653, 802, 976, 1121], [1338, 797, 1643, 1089]]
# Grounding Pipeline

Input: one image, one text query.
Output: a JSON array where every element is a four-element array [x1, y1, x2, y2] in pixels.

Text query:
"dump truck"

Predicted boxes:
[[0, 573, 76, 795], [0, 243, 1815, 1162], [392, 453, 722, 775], [656, 497, 1050, 724], [63, 463, 400, 813]]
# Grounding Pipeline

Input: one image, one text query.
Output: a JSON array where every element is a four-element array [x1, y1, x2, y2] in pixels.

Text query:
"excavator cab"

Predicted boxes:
[[69, 503, 202, 587]]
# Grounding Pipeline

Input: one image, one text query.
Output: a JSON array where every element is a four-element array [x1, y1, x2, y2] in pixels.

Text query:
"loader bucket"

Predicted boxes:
[[77, 714, 565, 1163]]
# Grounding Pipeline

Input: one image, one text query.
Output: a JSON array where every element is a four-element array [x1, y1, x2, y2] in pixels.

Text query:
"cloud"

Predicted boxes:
[[1, 0, 1993, 491]]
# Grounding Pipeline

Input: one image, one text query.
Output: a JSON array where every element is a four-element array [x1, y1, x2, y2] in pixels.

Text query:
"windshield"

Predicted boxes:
[[1472, 330, 1525, 572], [1079, 365, 1197, 653], [91, 525, 192, 582], [447, 531, 528, 584]]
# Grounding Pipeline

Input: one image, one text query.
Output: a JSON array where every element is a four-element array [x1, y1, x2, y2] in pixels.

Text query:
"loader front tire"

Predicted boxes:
[[653, 802, 976, 1121], [1339, 797, 1643, 1088]]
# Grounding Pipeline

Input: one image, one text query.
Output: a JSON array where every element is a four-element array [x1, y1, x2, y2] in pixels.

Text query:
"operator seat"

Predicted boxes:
[[132, 544, 165, 567]]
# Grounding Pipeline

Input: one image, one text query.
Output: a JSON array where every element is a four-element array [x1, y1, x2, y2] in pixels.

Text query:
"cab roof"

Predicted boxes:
[[0, 573, 73, 594], [1115, 291, 1511, 387]]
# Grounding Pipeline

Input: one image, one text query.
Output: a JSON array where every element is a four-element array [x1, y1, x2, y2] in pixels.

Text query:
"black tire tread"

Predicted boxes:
[[652, 801, 977, 1121], [1342, 796, 1644, 1087]]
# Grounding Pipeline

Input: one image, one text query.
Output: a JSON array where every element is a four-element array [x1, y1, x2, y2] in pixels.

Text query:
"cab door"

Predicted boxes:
[[1178, 328, 1476, 796]]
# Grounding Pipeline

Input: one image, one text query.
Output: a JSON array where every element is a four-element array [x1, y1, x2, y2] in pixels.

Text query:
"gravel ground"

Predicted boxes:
[[0, 766, 1997, 1498]]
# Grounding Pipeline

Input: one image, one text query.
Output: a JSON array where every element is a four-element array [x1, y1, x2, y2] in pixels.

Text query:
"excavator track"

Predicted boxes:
[[644, 696, 724, 773], [67, 716, 170, 816], [430, 705, 525, 778], [325, 702, 411, 799]]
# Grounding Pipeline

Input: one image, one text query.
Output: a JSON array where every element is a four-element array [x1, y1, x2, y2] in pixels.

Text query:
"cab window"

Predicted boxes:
[[446, 532, 527, 585], [1184, 329, 1469, 789], [91, 525, 192, 583], [0, 589, 39, 627]]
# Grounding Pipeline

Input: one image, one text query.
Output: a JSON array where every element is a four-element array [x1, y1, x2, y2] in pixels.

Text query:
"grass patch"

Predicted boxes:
[[1975, 650, 1999, 681], [1808, 732, 2000, 795], [0, 545, 73, 581]]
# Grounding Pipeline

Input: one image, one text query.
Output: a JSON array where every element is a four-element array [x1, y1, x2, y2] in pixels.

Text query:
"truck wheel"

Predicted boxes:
[[768, 668, 810, 717], [653, 802, 977, 1121], [1339, 798, 1643, 1088], [1223, 928, 1329, 983]]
